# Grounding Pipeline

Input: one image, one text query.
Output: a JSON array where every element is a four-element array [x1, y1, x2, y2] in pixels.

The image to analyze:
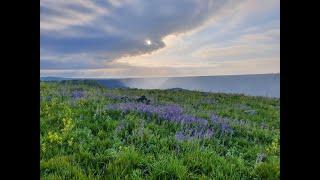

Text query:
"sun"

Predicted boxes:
[[145, 39, 152, 46]]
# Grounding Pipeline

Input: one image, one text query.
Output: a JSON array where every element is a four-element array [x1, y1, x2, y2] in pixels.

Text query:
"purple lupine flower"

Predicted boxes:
[[211, 114, 221, 123], [175, 128, 214, 141], [107, 102, 231, 141], [107, 102, 208, 126], [175, 131, 185, 141], [71, 90, 85, 99], [204, 128, 214, 138], [211, 114, 233, 135], [220, 122, 233, 134], [196, 128, 214, 139]]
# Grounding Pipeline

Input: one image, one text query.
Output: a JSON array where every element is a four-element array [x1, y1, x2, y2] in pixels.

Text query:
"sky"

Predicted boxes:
[[40, 0, 280, 78]]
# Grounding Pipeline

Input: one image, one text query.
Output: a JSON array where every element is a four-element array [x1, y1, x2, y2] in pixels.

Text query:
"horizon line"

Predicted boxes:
[[40, 72, 280, 80]]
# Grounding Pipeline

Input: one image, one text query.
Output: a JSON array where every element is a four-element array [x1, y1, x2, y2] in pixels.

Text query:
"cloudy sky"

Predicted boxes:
[[40, 0, 279, 78]]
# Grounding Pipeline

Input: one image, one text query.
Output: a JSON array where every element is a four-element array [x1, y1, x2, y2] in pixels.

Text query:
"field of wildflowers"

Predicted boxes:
[[40, 80, 280, 179]]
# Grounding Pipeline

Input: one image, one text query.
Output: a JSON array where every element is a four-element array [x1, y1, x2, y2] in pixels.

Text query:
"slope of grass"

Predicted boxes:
[[40, 80, 280, 179]]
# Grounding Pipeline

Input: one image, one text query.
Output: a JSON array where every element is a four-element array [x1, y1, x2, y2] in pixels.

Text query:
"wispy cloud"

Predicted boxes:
[[40, 0, 279, 77]]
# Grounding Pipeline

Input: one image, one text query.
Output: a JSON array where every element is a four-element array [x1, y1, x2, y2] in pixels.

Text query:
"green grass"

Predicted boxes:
[[40, 80, 280, 179]]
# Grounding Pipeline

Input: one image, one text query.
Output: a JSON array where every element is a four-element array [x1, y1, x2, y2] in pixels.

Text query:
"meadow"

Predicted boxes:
[[40, 80, 280, 179]]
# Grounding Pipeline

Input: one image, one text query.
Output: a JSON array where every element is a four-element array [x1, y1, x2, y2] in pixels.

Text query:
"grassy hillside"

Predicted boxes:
[[40, 80, 280, 179]]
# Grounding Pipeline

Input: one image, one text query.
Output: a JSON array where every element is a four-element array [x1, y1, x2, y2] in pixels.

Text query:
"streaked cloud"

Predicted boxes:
[[40, 0, 279, 77]]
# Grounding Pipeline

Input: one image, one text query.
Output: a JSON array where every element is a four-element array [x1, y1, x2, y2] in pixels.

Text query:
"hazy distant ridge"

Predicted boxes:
[[40, 74, 280, 98]]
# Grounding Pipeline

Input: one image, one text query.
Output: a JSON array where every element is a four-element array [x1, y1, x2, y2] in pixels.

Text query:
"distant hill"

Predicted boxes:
[[40, 77, 71, 81], [40, 73, 280, 98], [95, 79, 129, 88], [165, 88, 190, 92]]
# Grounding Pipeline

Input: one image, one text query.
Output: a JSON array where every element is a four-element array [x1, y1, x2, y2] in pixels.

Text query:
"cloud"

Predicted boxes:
[[40, 0, 279, 77], [190, 26, 280, 61], [41, 0, 238, 70], [40, 0, 107, 31], [113, 0, 279, 70]]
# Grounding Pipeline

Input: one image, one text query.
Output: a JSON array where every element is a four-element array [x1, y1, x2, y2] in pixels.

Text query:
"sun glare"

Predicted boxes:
[[145, 39, 152, 46]]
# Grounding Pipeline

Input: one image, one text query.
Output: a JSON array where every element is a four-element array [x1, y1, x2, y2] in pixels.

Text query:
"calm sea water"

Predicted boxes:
[[96, 74, 280, 98]]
